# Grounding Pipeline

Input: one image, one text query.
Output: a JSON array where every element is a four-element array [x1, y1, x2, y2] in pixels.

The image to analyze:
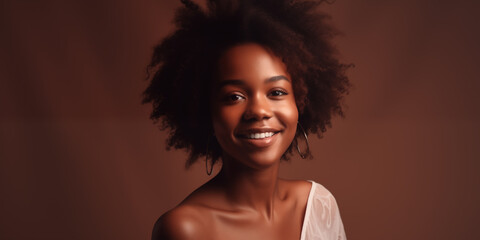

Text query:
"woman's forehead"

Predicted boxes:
[[216, 43, 290, 82]]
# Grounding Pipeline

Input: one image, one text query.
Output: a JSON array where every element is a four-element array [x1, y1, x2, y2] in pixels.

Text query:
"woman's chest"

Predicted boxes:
[[209, 205, 305, 240]]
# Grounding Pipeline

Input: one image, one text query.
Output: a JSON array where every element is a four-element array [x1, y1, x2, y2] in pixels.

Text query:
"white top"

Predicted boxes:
[[300, 181, 347, 240]]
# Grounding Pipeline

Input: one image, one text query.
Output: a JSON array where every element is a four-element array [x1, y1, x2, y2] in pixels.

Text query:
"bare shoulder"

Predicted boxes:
[[279, 179, 313, 203], [151, 181, 221, 240], [152, 204, 210, 240]]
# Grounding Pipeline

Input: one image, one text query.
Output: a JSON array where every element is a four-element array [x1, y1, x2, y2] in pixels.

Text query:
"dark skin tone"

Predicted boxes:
[[153, 43, 312, 240]]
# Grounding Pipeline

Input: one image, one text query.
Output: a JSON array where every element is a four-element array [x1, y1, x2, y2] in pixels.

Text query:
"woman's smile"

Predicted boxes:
[[236, 127, 282, 148]]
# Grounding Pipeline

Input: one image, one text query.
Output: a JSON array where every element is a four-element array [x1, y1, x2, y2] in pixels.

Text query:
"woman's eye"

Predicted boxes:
[[270, 90, 288, 97], [224, 94, 245, 102]]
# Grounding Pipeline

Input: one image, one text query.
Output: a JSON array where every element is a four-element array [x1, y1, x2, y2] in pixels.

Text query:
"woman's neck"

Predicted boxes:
[[213, 157, 281, 221]]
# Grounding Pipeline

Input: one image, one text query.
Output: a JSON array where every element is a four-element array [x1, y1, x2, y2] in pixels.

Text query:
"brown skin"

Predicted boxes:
[[153, 43, 312, 240]]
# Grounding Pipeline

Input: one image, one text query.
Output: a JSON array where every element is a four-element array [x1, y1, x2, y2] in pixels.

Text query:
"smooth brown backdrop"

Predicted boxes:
[[1, 0, 479, 239]]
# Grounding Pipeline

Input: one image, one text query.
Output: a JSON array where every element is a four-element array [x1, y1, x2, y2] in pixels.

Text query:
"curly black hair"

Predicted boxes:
[[143, 0, 351, 167]]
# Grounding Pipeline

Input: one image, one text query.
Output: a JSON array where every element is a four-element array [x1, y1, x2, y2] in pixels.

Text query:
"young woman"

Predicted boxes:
[[143, 0, 350, 239]]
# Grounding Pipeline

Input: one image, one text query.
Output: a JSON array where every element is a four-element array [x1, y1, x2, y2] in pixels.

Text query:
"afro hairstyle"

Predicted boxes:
[[143, 0, 351, 167]]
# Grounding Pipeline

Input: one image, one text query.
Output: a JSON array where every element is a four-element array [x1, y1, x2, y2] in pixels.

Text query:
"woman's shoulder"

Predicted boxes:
[[285, 179, 336, 195], [299, 181, 347, 239], [278, 179, 314, 207], [280, 179, 312, 195], [152, 202, 211, 240], [279, 179, 339, 207], [309, 181, 339, 202], [152, 183, 222, 240]]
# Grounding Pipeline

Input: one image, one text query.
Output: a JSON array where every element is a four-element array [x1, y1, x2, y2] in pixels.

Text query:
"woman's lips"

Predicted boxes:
[[237, 131, 280, 148], [243, 132, 276, 139]]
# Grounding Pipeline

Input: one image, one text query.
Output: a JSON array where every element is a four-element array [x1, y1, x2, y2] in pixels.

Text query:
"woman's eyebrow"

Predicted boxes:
[[217, 75, 289, 88], [217, 79, 245, 88], [265, 75, 290, 83]]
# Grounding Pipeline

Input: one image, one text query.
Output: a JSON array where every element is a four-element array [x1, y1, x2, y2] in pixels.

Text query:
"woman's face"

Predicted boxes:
[[211, 43, 298, 169]]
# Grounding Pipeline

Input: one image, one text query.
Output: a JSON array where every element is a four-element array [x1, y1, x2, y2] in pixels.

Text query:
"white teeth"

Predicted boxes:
[[247, 132, 275, 139]]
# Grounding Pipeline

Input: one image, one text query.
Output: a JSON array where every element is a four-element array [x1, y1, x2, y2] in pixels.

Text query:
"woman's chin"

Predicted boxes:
[[227, 151, 283, 171]]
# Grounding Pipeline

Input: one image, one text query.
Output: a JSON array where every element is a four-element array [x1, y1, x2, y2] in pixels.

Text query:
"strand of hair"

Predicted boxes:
[[180, 0, 200, 10]]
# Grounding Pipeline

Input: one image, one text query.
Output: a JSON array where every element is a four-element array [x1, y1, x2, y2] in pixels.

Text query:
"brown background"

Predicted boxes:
[[1, 0, 479, 239]]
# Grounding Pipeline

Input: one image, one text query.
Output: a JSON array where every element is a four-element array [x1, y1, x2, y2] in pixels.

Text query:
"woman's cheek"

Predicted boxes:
[[219, 105, 242, 127], [277, 100, 298, 124], [213, 105, 242, 141]]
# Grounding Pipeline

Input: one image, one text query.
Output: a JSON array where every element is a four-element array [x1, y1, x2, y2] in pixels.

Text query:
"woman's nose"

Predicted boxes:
[[242, 94, 273, 121]]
